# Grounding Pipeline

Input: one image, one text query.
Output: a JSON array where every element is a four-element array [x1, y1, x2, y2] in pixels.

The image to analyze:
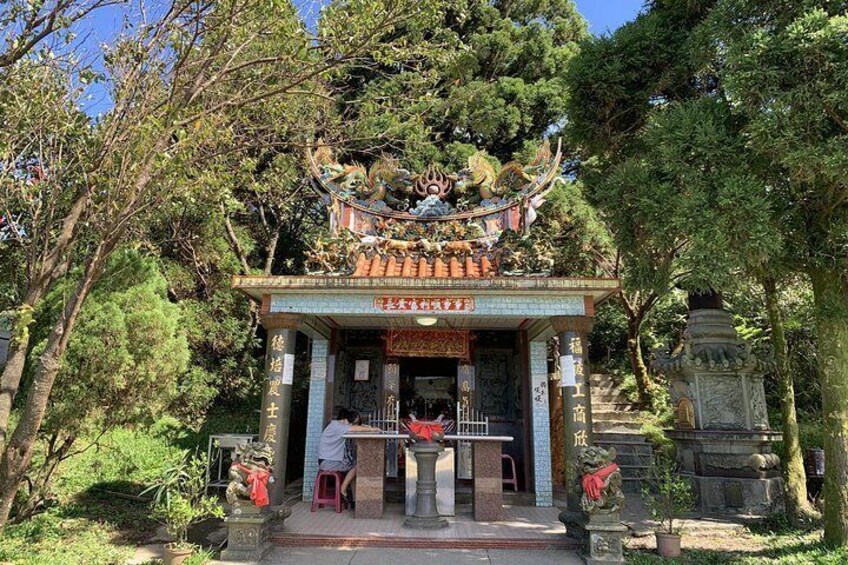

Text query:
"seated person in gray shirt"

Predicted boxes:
[[318, 408, 379, 505]]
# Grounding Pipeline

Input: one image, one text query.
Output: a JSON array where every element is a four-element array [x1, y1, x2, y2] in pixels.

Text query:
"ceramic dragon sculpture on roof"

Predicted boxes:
[[304, 140, 563, 277]]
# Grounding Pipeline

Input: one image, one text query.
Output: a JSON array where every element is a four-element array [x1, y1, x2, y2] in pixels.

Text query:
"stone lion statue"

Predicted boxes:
[[226, 441, 275, 507], [578, 445, 625, 514]]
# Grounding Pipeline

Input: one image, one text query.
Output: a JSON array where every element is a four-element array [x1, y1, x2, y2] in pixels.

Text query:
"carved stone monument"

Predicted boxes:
[[222, 442, 277, 561], [560, 446, 627, 565], [653, 291, 784, 515]]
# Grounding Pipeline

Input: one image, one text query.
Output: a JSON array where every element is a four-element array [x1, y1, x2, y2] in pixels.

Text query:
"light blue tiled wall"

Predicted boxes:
[[302, 340, 329, 502], [271, 293, 584, 317], [529, 340, 553, 507]]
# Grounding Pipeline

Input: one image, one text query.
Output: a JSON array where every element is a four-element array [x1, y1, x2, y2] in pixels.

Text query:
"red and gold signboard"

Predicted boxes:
[[385, 329, 470, 358], [374, 296, 475, 313]]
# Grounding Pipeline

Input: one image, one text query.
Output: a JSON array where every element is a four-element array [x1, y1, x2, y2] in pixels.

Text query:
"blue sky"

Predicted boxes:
[[575, 0, 644, 35]]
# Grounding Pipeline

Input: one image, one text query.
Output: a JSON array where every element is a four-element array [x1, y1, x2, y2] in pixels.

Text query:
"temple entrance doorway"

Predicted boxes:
[[399, 357, 458, 421]]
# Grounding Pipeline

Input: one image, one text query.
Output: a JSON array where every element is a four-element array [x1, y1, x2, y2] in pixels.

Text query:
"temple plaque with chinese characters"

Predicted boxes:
[[385, 329, 470, 358], [375, 296, 475, 313]]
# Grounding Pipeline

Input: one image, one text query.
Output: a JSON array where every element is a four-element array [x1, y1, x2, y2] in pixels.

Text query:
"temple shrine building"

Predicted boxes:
[[233, 140, 619, 514]]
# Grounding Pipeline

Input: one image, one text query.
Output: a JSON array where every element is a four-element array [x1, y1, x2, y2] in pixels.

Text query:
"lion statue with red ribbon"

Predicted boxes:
[[226, 442, 275, 508], [578, 445, 625, 514]]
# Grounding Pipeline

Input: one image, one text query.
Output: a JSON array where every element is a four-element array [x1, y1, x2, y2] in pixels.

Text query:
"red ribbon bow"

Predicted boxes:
[[408, 421, 444, 442], [581, 463, 619, 501], [235, 463, 272, 507]]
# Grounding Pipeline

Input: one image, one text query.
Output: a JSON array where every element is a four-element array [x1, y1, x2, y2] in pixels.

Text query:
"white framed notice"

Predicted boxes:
[[560, 355, 576, 387], [281, 353, 295, 385], [354, 359, 370, 381]]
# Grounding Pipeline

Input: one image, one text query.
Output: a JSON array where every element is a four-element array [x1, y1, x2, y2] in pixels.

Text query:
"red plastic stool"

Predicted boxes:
[[311, 470, 347, 513], [502, 454, 518, 491]]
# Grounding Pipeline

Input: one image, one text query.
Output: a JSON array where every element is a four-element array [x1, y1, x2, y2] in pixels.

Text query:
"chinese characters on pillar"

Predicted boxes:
[[562, 332, 590, 449]]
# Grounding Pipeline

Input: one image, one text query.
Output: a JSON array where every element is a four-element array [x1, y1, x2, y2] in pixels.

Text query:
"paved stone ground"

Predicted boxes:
[[212, 547, 584, 565]]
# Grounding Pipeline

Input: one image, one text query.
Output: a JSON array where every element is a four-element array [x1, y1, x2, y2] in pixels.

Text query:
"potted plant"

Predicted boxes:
[[145, 453, 224, 565], [642, 454, 695, 558]]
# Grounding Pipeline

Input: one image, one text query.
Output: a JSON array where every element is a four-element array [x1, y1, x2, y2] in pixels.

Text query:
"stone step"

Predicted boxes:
[[593, 421, 643, 434], [594, 431, 649, 444], [621, 477, 644, 494], [594, 442, 654, 458], [592, 410, 642, 423], [590, 392, 631, 403], [617, 464, 653, 479], [591, 402, 641, 412], [612, 452, 656, 467]]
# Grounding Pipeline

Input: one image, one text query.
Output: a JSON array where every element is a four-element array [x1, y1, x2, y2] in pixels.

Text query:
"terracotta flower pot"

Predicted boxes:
[[163, 543, 194, 565], [655, 531, 682, 558]]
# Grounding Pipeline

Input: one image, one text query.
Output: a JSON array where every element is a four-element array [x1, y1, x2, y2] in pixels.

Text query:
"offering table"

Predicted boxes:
[[344, 433, 513, 521]]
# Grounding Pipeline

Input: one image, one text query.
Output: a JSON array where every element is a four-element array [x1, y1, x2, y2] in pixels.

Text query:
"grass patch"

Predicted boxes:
[[626, 527, 848, 564], [0, 408, 255, 564]]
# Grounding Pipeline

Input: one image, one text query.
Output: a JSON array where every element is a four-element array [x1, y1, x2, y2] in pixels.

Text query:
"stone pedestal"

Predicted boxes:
[[560, 510, 626, 565], [473, 441, 503, 521], [654, 299, 784, 517], [355, 437, 386, 519], [221, 506, 274, 562], [667, 429, 784, 514], [404, 443, 449, 529]]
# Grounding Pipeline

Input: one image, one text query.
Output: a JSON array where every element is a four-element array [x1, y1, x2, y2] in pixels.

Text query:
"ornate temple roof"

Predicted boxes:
[[351, 253, 495, 279], [304, 140, 563, 278]]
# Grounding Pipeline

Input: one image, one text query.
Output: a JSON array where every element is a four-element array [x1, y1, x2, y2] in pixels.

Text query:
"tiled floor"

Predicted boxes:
[[272, 502, 577, 550]]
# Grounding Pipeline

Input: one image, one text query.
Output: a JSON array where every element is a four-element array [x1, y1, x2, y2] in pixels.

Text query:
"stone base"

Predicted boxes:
[[403, 515, 450, 529], [692, 475, 784, 515], [559, 510, 627, 565], [356, 438, 386, 519], [473, 441, 503, 521], [221, 506, 275, 562]]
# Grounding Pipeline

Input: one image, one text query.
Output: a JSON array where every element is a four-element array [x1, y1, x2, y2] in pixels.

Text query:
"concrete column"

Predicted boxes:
[[259, 313, 299, 508], [302, 339, 329, 502], [529, 340, 553, 507], [552, 315, 595, 512]]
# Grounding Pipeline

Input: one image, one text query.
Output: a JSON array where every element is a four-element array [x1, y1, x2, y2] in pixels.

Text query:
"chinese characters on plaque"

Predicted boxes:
[[374, 296, 475, 313]]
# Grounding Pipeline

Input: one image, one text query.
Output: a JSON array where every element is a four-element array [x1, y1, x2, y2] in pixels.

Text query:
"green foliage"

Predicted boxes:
[[641, 454, 695, 535], [335, 0, 589, 167], [30, 250, 198, 438], [145, 454, 223, 549]]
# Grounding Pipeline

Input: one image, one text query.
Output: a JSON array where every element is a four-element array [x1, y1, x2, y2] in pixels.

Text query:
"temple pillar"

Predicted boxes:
[[259, 313, 299, 508], [457, 361, 475, 479], [529, 340, 553, 506], [382, 360, 400, 477], [552, 316, 595, 512], [302, 338, 329, 502]]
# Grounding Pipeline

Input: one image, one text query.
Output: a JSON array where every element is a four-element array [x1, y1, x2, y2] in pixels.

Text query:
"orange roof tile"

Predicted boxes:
[[352, 254, 496, 279]]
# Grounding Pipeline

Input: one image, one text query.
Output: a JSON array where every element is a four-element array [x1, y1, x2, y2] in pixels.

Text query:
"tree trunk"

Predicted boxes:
[[761, 277, 814, 524], [0, 330, 31, 453], [809, 267, 848, 546], [0, 192, 87, 453], [0, 246, 104, 529], [626, 317, 655, 407]]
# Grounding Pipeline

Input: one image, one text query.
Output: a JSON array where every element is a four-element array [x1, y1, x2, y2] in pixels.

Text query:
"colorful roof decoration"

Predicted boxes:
[[304, 140, 563, 277]]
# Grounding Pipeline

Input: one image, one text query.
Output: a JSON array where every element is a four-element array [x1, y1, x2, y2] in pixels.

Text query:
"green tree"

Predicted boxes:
[[333, 0, 589, 168], [0, 0, 457, 528], [564, 0, 718, 407], [708, 0, 848, 544], [11, 250, 198, 521]]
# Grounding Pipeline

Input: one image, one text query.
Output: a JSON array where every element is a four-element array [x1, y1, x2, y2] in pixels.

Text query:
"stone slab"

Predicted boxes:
[[473, 441, 503, 521], [356, 438, 386, 519]]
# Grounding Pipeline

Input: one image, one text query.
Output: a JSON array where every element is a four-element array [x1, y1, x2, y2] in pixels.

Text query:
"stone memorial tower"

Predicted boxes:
[[653, 291, 784, 515]]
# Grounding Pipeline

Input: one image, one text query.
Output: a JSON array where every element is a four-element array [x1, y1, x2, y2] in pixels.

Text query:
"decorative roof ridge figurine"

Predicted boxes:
[[304, 139, 564, 278], [226, 441, 275, 510]]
